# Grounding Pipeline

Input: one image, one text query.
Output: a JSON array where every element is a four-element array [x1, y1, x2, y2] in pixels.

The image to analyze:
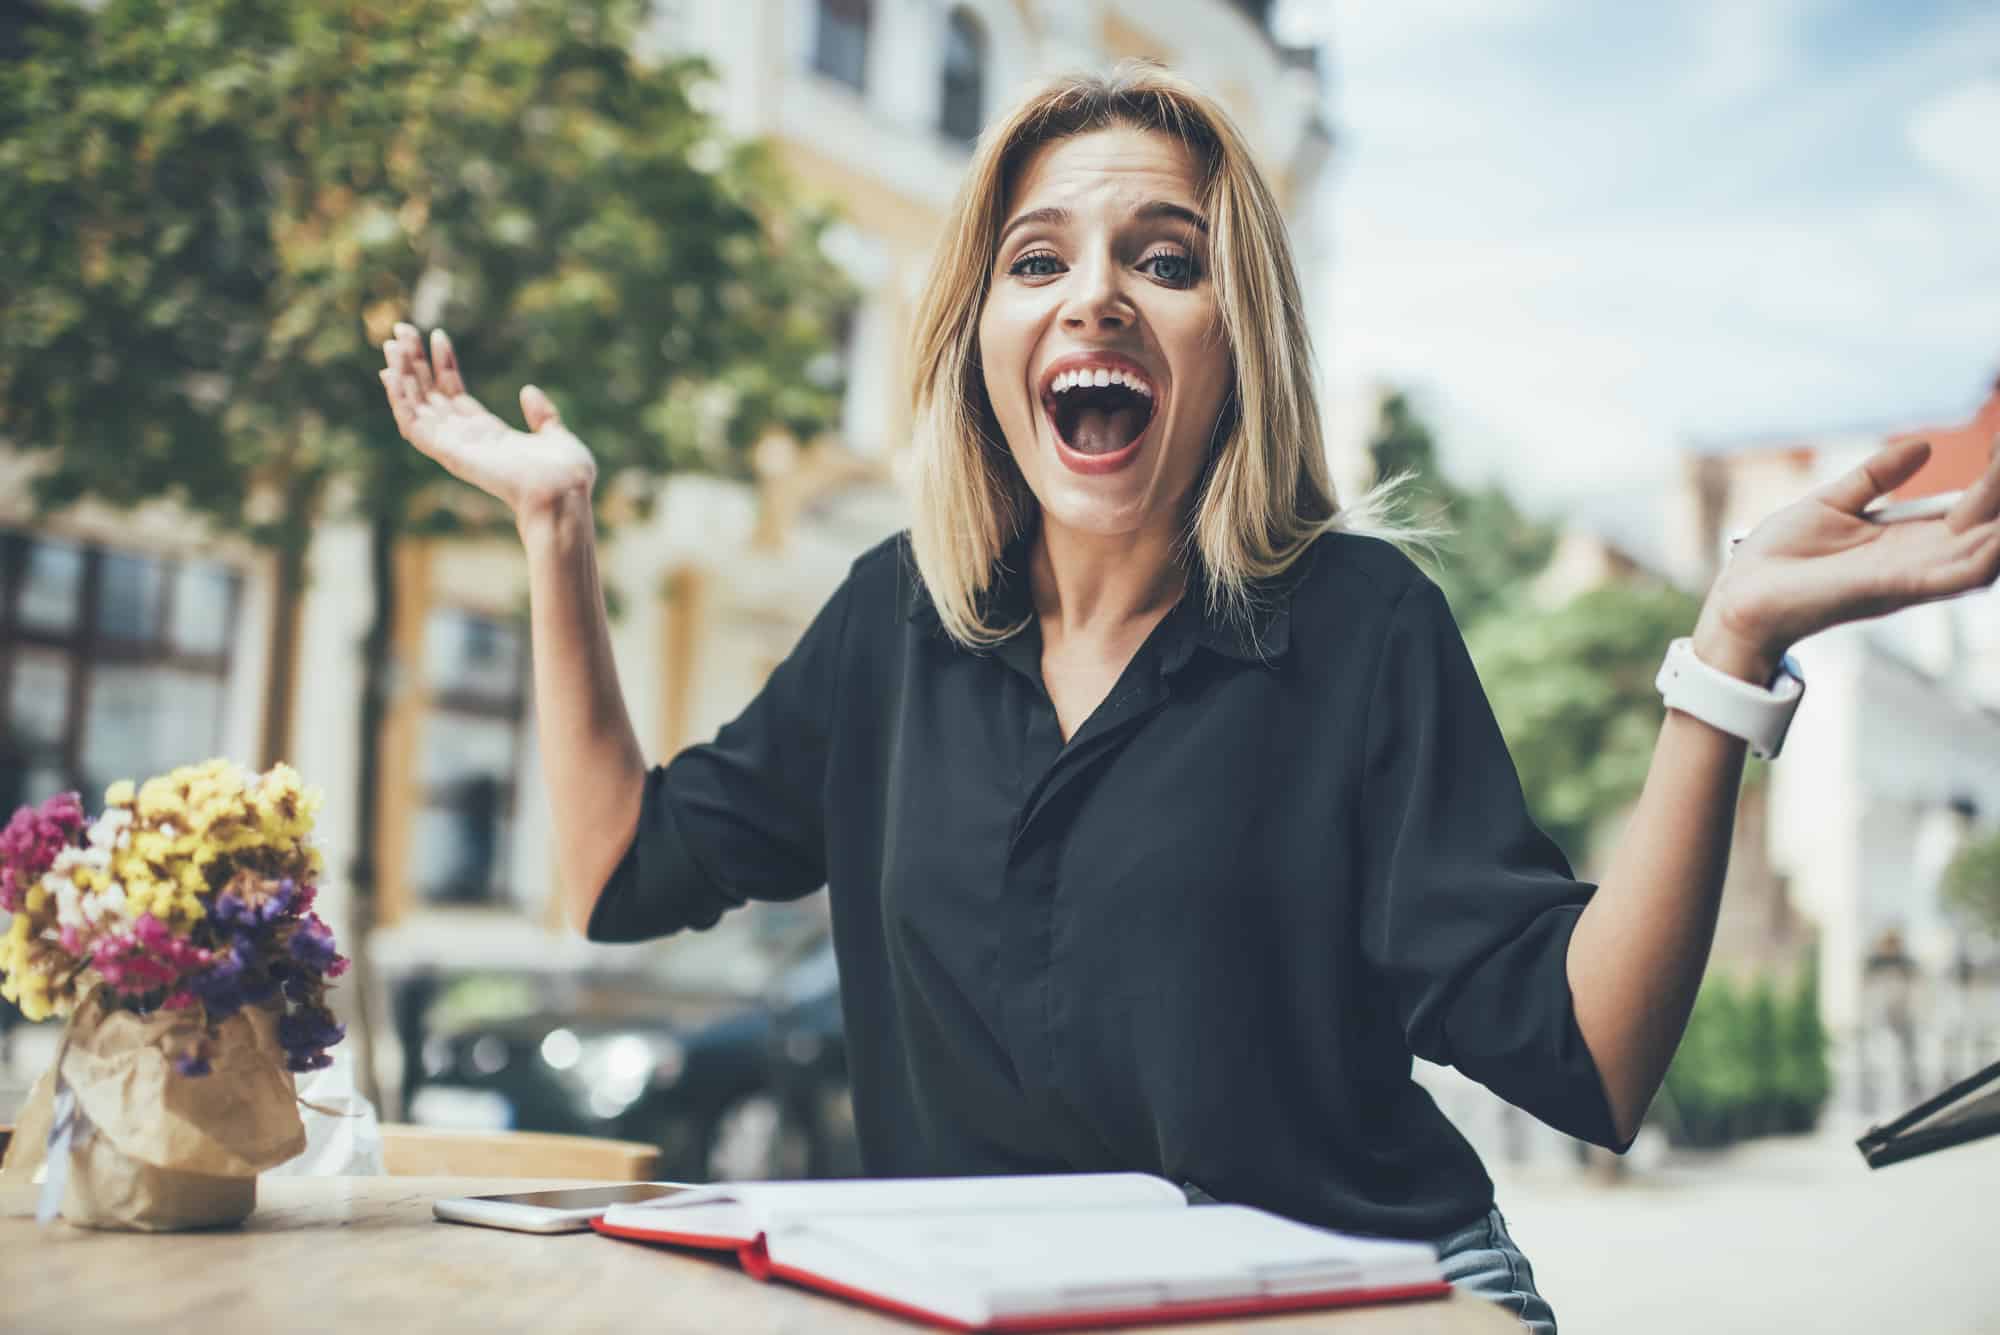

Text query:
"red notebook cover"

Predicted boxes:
[[589, 1213, 1452, 1332]]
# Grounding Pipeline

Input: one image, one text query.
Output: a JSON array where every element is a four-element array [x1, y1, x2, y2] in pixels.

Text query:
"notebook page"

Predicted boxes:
[[771, 1203, 1443, 1319], [605, 1172, 1184, 1238]]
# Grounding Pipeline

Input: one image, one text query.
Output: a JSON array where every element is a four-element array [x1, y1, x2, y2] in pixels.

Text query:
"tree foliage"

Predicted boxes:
[[1365, 389, 1559, 629], [1941, 829, 2000, 938], [1464, 582, 1705, 859], [1661, 959, 1831, 1146], [0, 0, 852, 537]]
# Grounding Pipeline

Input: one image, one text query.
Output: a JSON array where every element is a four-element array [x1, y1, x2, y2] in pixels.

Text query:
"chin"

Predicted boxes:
[[1035, 488, 1154, 538]]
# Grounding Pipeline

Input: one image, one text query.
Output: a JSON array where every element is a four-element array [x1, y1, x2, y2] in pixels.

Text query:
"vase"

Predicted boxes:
[[6, 991, 308, 1231]]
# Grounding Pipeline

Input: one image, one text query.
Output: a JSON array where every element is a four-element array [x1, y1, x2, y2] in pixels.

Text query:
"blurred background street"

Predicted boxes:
[[1493, 1112, 2000, 1334]]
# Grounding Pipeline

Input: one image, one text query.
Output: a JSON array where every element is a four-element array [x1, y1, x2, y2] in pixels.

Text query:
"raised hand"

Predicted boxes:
[[378, 322, 597, 525], [1700, 435, 2000, 674]]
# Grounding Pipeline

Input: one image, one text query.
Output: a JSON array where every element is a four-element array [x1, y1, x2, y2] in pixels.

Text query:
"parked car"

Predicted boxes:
[[404, 920, 855, 1182]]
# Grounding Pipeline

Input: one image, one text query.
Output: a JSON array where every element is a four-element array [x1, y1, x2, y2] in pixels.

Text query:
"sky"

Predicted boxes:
[[1279, 0, 2000, 512]]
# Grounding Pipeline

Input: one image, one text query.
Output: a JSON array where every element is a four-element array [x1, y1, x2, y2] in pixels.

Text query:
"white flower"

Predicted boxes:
[[45, 844, 123, 934], [87, 807, 132, 850]]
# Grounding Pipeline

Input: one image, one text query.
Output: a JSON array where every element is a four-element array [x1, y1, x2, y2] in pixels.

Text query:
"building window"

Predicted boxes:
[[409, 608, 528, 907], [939, 8, 986, 145], [812, 0, 871, 92], [0, 531, 240, 814]]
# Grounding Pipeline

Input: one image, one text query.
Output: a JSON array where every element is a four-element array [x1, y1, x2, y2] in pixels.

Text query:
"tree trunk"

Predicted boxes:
[[342, 510, 400, 1116], [257, 473, 320, 770]]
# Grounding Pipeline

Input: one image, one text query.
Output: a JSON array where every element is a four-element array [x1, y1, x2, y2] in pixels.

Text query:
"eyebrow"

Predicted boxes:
[[996, 200, 1210, 250]]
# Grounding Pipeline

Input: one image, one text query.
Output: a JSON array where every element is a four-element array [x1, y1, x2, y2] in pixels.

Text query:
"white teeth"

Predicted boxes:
[[1048, 367, 1154, 397]]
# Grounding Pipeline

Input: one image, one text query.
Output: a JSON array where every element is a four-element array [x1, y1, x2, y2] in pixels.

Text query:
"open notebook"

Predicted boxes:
[[590, 1172, 1449, 1331]]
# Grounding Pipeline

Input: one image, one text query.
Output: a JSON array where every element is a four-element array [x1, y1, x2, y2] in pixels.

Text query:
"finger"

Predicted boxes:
[[1910, 529, 2000, 601], [521, 383, 560, 432], [1944, 432, 2000, 533], [432, 328, 467, 397], [380, 369, 417, 440], [1814, 438, 1932, 514], [394, 322, 434, 399]]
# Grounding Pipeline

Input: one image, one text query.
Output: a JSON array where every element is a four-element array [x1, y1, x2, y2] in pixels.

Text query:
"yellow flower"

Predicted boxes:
[[105, 778, 135, 807]]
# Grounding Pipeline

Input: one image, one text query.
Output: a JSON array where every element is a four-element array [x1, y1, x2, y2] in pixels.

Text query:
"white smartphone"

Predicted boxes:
[[432, 1182, 695, 1233], [1864, 490, 1965, 524]]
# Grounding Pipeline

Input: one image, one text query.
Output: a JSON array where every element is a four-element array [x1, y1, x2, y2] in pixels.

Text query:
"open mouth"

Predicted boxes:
[[1041, 370, 1158, 458]]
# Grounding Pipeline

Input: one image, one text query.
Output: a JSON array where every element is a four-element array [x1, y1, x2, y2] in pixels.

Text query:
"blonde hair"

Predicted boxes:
[[906, 61, 1420, 648]]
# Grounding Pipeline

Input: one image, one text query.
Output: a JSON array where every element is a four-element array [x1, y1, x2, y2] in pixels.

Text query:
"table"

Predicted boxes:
[[0, 1177, 1516, 1334]]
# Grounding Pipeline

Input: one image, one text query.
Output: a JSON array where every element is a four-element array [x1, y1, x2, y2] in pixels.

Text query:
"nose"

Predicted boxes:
[[1058, 251, 1130, 332]]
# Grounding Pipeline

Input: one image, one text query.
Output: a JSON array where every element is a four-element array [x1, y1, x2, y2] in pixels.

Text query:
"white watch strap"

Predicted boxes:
[[1654, 637, 1804, 760]]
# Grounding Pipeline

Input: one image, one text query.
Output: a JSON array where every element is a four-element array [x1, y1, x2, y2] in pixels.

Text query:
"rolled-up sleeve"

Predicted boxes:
[[1356, 578, 1631, 1151], [586, 570, 854, 944]]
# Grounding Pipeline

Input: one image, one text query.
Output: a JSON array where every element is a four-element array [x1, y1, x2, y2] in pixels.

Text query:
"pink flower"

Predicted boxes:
[[0, 792, 86, 912], [90, 914, 214, 999]]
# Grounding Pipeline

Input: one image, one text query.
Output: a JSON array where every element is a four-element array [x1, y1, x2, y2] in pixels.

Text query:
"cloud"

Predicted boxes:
[[1682, 0, 1811, 107], [1909, 79, 2000, 201]]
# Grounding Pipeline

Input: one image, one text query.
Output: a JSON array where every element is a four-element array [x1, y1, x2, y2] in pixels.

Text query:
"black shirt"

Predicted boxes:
[[588, 528, 1632, 1238]]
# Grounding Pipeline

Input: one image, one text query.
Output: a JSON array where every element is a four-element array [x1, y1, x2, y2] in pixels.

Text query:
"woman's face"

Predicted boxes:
[[977, 126, 1230, 546]]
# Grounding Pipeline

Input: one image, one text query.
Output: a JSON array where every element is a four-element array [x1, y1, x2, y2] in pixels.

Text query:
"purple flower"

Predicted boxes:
[[288, 914, 338, 973], [212, 875, 300, 931], [190, 943, 249, 1018], [277, 1005, 346, 1072]]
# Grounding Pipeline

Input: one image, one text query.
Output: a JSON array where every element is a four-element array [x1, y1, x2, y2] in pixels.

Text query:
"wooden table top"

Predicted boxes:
[[0, 1176, 1516, 1334]]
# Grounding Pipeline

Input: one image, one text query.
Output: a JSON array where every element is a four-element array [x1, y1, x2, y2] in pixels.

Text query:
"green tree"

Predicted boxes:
[[0, 0, 852, 1095], [1464, 581, 1705, 861], [1365, 390, 1559, 629], [1941, 829, 2000, 939]]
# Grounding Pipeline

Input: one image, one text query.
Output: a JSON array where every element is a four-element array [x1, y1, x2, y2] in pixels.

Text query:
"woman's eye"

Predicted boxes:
[[1142, 252, 1198, 286], [1009, 251, 1063, 278]]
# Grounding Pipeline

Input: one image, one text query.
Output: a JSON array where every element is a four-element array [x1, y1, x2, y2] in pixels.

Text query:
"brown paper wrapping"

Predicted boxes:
[[0, 994, 307, 1229], [0, 1065, 55, 1185]]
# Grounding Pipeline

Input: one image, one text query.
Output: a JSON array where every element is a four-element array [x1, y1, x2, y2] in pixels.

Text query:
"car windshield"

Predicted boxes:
[[416, 899, 832, 1035]]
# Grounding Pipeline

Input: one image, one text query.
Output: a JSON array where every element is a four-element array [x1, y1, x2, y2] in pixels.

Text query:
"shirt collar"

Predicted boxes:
[[903, 530, 1303, 669]]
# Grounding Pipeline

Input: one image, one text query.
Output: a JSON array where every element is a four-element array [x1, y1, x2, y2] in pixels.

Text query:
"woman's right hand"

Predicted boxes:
[[379, 321, 598, 527]]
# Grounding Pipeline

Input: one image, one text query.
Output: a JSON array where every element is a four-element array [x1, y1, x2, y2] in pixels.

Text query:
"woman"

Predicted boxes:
[[379, 65, 2000, 1332]]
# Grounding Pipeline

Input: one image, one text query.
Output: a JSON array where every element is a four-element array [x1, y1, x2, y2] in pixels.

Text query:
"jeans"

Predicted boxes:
[[1427, 1204, 1558, 1333]]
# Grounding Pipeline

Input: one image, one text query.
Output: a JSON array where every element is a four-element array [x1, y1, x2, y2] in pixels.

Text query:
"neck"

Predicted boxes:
[[1027, 514, 1189, 645]]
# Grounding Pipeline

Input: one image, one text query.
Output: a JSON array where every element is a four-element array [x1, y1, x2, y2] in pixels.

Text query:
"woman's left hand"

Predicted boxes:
[[1695, 435, 2000, 681]]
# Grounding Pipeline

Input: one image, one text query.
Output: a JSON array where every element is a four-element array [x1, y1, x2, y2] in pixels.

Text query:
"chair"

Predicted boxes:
[[379, 1124, 662, 1180]]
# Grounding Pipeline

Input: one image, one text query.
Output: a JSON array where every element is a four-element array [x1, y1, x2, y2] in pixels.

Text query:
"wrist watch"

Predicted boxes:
[[1654, 637, 1805, 760]]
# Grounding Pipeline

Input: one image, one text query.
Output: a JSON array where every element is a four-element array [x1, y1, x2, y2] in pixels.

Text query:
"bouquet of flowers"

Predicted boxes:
[[0, 759, 348, 1230]]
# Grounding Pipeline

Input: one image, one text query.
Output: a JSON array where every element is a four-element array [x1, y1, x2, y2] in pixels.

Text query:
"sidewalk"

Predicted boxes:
[[1489, 1111, 2000, 1333]]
